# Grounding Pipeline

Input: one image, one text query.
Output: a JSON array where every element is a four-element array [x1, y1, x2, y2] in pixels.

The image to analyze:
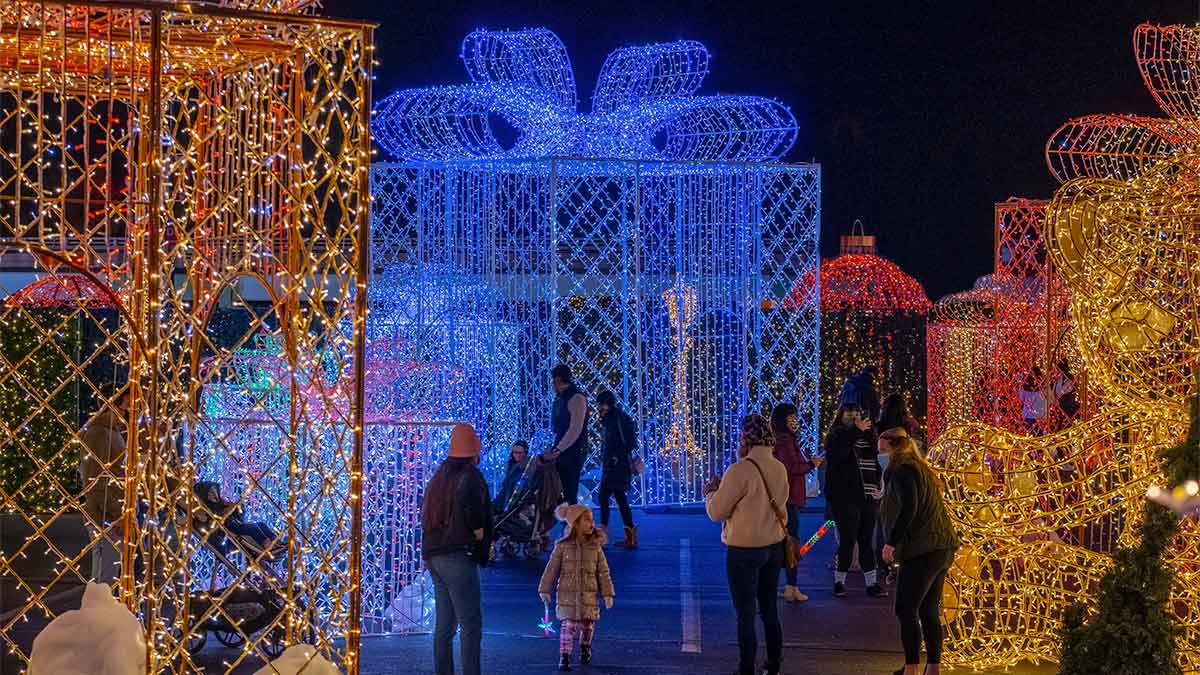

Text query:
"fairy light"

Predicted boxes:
[[370, 27, 820, 508], [790, 248, 930, 431], [931, 23, 1200, 672], [0, 1, 373, 672], [371, 27, 798, 162]]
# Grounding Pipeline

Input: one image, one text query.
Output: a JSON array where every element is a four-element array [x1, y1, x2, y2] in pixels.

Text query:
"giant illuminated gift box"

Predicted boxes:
[[370, 28, 821, 506], [0, 1, 372, 670]]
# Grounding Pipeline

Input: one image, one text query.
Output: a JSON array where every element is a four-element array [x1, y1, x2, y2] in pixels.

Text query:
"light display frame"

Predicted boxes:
[[931, 22, 1200, 672], [0, 2, 373, 672], [371, 159, 820, 507]]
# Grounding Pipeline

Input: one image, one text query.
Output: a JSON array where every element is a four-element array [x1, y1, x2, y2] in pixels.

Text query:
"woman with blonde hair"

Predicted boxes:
[[878, 427, 960, 675]]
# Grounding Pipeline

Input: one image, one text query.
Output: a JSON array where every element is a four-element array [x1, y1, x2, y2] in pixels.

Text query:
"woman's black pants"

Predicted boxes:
[[831, 501, 877, 573], [726, 541, 784, 675], [598, 487, 634, 528], [894, 547, 956, 665]]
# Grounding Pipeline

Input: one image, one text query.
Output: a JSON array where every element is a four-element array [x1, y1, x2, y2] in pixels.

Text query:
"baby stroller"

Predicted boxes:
[[492, 458, 561, 560], [178, 481, 308, 657]]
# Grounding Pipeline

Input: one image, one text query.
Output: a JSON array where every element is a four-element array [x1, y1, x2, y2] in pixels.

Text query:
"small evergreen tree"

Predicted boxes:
[[1058, 390, 1200, 675]]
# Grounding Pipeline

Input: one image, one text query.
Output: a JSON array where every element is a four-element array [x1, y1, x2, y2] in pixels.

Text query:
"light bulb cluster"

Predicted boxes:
[[0, 1, 373, 672], [371, 27, 798, 163], [929, 24, 1200, 672]]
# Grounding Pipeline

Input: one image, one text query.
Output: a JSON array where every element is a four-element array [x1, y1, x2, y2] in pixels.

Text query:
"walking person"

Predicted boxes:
[[538, 504, 615, 671], [421, 423, 493, 675], [704, 414, 788, 675], [878, 427, 960, 675], [545, 364, 589, 506], [595, 391, 638, 549], [770, 402, 821, 602], [1052, 358, 1080, 423], [823, 403, 887, 598], [79, 384, 129, 584]]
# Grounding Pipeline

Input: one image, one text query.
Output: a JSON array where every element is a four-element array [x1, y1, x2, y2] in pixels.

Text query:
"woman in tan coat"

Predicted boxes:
[[538, 504, 615, 671]]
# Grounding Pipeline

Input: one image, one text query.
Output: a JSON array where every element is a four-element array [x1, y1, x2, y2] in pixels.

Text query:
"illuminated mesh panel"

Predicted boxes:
[[370, 160, 820, 506], [0, 2, 372, 672]]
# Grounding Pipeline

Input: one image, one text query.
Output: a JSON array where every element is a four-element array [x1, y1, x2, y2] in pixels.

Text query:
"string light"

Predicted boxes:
[[0, 1, 373, 672], [790, 247, 930, 430], [371, 28, 798, 162], [370, 27, 820, 509], [931, 24, 1200, 671]]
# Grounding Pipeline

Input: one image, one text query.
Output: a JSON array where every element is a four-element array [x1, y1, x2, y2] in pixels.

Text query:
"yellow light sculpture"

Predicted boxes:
[[935, 152, 1200, 672], [0, 2, 373, 672], [663, 282, 701, 458]]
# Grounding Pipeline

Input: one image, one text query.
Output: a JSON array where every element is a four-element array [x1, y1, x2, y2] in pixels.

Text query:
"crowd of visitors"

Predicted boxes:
[[418, 362, 960, 675]]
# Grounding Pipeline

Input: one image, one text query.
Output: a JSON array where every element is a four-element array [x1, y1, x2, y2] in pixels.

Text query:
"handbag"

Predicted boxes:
[[746, 458, 803, 568]]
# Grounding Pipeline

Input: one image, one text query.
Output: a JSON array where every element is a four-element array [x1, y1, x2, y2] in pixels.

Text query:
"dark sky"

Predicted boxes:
[[326, 0, 1197, 300]]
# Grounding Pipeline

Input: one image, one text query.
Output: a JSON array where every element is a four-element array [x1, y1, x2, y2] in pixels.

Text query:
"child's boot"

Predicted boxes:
[[621, 526, 638, 549], [560, 653, 571, 671], [581, 645, 592, 665]]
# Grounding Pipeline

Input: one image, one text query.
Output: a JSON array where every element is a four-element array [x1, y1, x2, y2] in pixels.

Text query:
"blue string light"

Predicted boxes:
[[372, 28, 799, 162]]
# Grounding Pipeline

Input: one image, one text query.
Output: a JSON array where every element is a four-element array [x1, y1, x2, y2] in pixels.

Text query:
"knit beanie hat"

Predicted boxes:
[[448, 423, 481, 459], [555, 503, 591, 530], [742, 413, 774, 448]]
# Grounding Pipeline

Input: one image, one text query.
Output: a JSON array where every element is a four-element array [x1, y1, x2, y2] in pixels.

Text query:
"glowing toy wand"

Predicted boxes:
[[797, 519, 835, 557], [538, 601, 556, 636]]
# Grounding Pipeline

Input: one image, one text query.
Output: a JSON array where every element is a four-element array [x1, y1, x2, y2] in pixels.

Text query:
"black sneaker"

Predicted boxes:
[[581, 645, 592, 664], [833, 581, 847, 597], [560, 653, 571, 671], [866, 583, 889, 598]]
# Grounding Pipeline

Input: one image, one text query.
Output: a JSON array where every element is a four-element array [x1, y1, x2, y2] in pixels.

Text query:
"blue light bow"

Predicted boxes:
[[372, 28, 798, 162]]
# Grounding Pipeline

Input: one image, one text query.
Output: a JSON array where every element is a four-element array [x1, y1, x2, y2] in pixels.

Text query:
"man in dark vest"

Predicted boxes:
[[545, 363, 589, 505]]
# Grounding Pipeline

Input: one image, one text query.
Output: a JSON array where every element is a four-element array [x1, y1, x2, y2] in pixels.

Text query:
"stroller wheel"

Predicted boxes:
[[175, 627, 207, 654], [523, 542, 542, 559], [501, 540, 519, 559], [214, 629, 245, 647], [262, 627, 287, 659]]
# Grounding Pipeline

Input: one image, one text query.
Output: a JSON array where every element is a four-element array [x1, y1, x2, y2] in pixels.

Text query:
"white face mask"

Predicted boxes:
[[878, 453, 891, 472]]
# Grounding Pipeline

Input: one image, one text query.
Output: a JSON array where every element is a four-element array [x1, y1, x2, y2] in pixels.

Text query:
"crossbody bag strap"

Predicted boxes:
[[746, 458, 788, 536]]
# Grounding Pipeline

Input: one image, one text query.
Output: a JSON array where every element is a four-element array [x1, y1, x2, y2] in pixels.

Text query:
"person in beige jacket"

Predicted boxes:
[[538, 503, 615, 672], [704, 414, 789, 675]]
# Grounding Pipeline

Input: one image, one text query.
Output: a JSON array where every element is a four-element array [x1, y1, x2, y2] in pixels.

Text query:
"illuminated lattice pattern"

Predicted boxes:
[[926, 200, 1083, 441], [789, 253, 930, 433], [371, 28, 798, 163], [932, 25, 1200, 667], [370, 160, 820, 507], [0, 2, 372, 672]]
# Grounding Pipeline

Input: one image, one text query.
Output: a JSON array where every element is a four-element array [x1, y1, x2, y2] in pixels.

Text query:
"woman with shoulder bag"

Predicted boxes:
[[421, 424, 494, 675], [704, 414, 790, 675]]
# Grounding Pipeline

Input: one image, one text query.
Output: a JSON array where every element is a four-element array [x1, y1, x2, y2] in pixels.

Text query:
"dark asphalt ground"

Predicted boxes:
[[354, 510, 1059, 675]]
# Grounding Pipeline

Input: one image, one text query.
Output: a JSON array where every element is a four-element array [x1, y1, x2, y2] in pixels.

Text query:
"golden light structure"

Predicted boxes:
[[0, 1, 373, 672], [932, 23, 1200, 672], [663, 282, 700, 459]]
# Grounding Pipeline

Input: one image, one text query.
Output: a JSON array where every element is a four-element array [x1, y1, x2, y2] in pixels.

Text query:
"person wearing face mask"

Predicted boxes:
[[422, 423, 493, 675], [878, 427, 960, 675], [823, 403, 886, 598]]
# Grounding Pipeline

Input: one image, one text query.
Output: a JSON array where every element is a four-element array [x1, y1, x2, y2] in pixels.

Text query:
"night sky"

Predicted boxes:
[[326, 0, 1198, 300]]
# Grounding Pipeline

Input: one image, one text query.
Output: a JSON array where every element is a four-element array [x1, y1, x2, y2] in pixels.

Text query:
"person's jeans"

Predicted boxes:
[[784, 504, 802, 586], [726, 541, 784, 675], [832, 501, 877, 574], [556, 448, 586, 505], [598, 487, 634, 528], [894, 547, 956, 665], [426, 551, 483, 675]]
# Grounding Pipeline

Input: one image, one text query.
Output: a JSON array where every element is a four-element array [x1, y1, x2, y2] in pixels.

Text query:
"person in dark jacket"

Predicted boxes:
[[839, 365, 881, 424], [421, 423, 493, 675], [770, 402, 820, 602], [823, 403, 887, 599], [546, 364, 590, 506], [495, 440, 531, 514], [595, 390, 638, 549], [877, 394, 923, 448], [878, 426, 960, 675]]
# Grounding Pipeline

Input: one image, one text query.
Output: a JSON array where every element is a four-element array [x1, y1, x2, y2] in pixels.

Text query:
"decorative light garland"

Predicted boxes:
[[932, 23, 1200, 671]]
